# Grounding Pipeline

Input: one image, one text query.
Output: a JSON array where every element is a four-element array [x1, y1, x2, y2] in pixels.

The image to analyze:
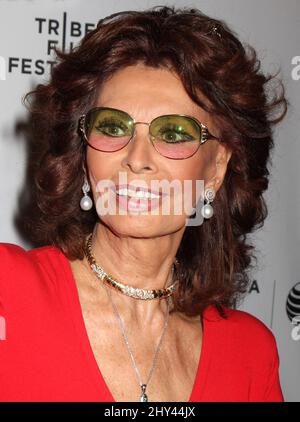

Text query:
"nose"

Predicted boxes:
[[121, 122, 158, 174]]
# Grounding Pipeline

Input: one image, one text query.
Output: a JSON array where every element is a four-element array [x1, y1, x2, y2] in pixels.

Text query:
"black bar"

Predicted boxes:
[[0, 402, 296, 417]]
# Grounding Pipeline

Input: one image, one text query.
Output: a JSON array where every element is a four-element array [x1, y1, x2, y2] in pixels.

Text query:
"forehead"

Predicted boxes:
[[95, 63, 208, 119]]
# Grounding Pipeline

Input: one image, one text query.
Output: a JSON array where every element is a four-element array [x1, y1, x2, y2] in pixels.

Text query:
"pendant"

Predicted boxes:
[[140, 384, 148, 402]]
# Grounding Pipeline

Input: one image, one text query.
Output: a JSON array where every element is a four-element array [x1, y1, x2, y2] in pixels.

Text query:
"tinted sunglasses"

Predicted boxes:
[[79, 107, 218, 159]]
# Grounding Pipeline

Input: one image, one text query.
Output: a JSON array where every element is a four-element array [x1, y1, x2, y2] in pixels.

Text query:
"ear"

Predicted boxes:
[[207, 142, 232, 192]]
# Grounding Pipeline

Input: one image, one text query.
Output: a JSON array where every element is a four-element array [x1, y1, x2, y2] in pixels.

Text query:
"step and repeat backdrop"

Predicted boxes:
[[0, 0, 299, 401]]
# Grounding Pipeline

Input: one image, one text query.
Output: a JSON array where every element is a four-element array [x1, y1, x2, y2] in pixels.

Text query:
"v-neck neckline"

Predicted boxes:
[[60, 250, 215, 402]]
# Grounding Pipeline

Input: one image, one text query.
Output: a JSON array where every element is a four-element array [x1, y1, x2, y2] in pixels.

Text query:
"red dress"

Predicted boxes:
[[0, 242, 284, 402]]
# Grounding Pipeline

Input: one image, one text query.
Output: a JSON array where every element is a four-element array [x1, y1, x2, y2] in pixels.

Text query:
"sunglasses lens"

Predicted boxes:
[[150, 115, 201, 159], [84, 108, 133, 152]]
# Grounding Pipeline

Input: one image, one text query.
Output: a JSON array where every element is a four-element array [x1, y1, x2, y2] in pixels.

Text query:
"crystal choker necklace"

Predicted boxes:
[[83, 232, 179, 300]]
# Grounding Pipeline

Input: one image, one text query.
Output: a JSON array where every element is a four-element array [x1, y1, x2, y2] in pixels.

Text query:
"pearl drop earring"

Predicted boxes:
[[201, 188, 215, 219], [80, 176, 93, 211]]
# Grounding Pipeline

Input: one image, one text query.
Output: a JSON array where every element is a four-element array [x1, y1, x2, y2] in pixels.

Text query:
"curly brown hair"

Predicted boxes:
[[21, 5, 288, 319]]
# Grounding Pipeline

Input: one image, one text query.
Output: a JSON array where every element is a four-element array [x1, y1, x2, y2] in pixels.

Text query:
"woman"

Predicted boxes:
[[0, 6, 287, 402]]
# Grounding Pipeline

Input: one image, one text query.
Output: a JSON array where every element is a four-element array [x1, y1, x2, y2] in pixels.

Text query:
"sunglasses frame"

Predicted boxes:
[[78, 106, 219, 159]]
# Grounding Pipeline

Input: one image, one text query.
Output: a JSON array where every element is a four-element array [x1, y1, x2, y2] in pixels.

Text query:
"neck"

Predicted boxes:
[[82, 222, 184, 328]]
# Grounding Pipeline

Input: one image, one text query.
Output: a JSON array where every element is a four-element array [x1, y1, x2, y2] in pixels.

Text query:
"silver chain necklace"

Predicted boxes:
[[103, 281, 171, 402], [84, 234, 178, 402]]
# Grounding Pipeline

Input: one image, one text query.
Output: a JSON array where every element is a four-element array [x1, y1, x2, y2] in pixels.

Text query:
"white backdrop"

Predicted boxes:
[[0, 0, 299, 402]]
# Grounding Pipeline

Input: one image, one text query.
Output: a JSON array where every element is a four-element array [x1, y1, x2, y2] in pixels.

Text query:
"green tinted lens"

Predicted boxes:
[[150, 115, 201, 159], [85, 108, 133, 152]]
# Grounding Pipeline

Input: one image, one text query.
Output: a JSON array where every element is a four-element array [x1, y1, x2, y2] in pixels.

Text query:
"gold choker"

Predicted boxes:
[[83, 232, 179, 300]]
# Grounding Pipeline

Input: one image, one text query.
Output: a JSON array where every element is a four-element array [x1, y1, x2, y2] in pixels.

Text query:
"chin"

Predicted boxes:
[[100, 214, 186, 237]]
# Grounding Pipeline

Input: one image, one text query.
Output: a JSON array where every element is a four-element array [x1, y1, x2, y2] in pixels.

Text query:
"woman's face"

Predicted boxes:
[[86, 62, 229, 237]]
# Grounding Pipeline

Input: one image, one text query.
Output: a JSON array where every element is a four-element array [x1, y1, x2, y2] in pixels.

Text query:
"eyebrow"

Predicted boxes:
[[98, 105, 203, 121]]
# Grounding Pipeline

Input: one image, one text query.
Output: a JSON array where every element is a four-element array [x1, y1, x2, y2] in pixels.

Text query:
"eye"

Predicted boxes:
[[157, 125, 196, 143], [94, 118, 129, 137]]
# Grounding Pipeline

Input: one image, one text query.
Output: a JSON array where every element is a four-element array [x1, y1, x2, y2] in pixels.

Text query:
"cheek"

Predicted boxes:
[[172, 156, 205, 187], [179, 151, 218, 209], [168, 158, 205, 214], [86, 150, 113, 187], [86, 154, 115, 215]]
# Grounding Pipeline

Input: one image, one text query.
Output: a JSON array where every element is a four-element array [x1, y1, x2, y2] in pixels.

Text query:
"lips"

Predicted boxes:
[[112, 183, 168, 197]]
